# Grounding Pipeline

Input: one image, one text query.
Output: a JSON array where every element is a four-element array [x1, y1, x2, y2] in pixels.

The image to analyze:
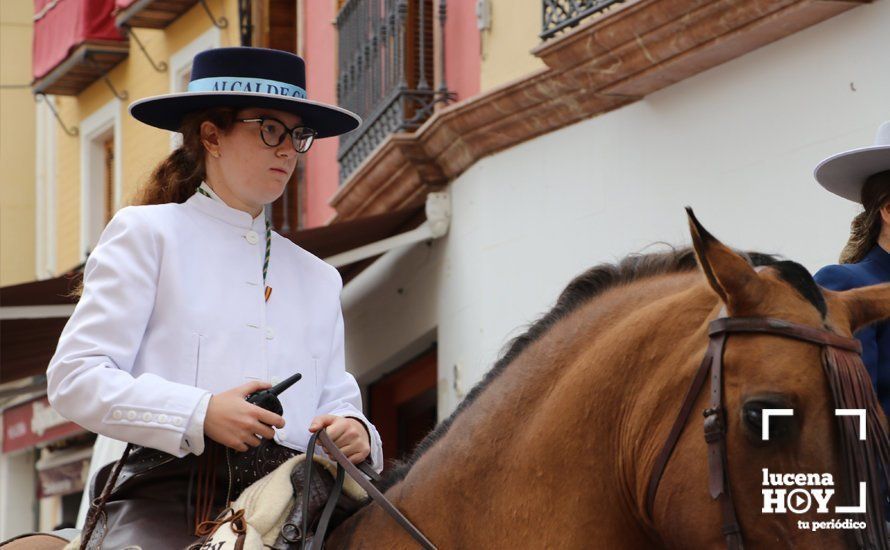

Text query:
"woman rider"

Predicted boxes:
[[813, 121, 890, 418], [47, 46, 383, 547]]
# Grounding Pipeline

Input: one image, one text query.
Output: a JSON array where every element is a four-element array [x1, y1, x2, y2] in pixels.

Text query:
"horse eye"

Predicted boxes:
[[741, 400, 796, 444], [744, 407, 762, 431]]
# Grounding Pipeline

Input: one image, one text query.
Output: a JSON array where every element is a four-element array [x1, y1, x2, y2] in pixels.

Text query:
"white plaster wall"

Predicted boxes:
[[342, 0, 890, 418]]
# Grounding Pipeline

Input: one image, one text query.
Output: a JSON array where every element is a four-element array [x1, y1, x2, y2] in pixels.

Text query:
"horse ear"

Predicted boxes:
[[686, 207, 764, 312], [836, 283, 890, 333]]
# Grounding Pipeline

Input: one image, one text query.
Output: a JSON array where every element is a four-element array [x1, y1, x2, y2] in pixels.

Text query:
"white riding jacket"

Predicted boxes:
[[46, 184, 383, 472]]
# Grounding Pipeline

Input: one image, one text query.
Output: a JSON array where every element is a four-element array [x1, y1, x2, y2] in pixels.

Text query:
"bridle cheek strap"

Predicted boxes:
[[645, 327, 743, 549], [701, 331, 743, 550], [645, 316, 887, 550]]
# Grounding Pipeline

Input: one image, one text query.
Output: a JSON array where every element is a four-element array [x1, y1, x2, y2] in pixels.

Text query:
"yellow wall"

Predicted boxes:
[[53, 0, 239, 273], [0, 0, 37, 286], [479, 0, 547, 92]]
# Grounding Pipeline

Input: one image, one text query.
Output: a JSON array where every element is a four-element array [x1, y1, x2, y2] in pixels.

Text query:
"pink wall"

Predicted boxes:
[[302, 0, 481, 227], [302, 0, 340, 228], [443, 0, 480, 104]]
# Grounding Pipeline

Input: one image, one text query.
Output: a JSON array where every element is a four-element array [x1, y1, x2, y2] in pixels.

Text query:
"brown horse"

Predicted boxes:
[[6, 212, 888, 549], [325, 211, 890, 549]]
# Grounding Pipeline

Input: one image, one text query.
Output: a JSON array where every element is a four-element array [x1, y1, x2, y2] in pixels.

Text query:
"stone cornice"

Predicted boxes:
[[328, 0, 866, 222]]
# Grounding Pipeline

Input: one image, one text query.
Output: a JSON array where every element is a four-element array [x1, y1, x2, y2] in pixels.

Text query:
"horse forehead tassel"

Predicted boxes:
[[822, 345, 890, 550]]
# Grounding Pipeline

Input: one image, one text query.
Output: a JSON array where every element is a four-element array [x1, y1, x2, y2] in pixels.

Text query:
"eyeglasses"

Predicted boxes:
[[236, 117, 317, 153]]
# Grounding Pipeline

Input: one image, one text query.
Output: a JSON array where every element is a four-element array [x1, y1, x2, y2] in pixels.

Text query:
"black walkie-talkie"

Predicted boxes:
[[245, 372, 302, 416]]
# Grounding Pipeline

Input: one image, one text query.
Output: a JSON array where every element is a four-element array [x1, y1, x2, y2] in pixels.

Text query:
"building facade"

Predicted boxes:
[[2, 0, 887, 540], [1, 0, 467, 537], [334, 0, 884, 420]]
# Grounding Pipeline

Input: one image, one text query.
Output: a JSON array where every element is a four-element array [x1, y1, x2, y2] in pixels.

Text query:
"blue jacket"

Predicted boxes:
[[814, 245, 890, 417]]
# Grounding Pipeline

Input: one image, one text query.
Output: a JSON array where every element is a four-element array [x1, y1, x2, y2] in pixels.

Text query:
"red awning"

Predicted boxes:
[[32, 0, 126, 81]]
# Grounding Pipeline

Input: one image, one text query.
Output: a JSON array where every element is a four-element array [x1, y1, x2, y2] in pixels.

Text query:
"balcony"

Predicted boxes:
[[31, 0, 129, 96], [540, 0, 626, 40], [114, 0, 223, 29], [335, 0, 454, 183]]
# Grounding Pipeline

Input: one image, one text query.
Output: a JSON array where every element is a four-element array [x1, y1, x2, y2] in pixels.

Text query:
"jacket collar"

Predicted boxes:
[[186, 181, 267, 230], [865, 244, 890, 275]]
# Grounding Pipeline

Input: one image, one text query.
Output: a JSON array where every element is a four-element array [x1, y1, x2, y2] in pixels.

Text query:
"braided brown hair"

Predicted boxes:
[[131, 107, 239, 206], [839, 170, 890, 264]]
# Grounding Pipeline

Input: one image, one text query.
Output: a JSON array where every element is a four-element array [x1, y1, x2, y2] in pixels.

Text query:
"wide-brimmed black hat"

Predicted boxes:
[[129, 47, 361, 139]]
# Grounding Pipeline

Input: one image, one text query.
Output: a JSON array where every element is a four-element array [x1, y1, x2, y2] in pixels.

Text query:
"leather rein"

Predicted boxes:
[[302, 429, 437, 549], [645, 315, 863, 549]]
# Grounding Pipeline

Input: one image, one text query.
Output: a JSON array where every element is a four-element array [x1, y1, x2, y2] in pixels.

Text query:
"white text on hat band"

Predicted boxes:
[[188, 77, 307, 99]]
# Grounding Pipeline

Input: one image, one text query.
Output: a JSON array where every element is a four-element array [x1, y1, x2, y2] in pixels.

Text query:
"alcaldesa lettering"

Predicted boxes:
[[761, 468, 867, 532], [212, 79, 305, 98]]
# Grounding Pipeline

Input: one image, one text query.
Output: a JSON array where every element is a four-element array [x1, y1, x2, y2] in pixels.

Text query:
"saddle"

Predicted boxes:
[[74, 430, 436, 549], [190, 430, 437, 549], [190, 452, 367, 549]]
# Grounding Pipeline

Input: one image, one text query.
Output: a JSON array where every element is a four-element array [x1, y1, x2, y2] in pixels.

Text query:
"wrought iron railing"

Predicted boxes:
[[540, 0, 626, 41], [336, 0, 455, 183]]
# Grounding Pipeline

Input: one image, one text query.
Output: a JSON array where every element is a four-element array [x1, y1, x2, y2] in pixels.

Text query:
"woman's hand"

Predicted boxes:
[[308, 414, 371, 464], [205, 380, 286, 452]]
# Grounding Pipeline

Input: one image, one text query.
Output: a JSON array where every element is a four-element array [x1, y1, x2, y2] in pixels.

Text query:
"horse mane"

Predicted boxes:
[[375, 246, 790, 492]]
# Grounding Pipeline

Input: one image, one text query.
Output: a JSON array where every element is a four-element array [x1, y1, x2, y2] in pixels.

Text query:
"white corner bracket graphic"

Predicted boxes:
[[325, 191, 451, 268], [835, 409, 867, 441], [835, 482, 867, 514], [762, 409, 794, 441]]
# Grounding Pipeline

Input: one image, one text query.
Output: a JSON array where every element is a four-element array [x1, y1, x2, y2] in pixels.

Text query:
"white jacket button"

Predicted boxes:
[[245, 231, 259, 245], [126, 410, 137, 421], [142, 412, 153, 422], [265, 327, 275, 340], [158, 414, 168, 424], [172, 417, 183, 427], [112, 410, 123, 420]]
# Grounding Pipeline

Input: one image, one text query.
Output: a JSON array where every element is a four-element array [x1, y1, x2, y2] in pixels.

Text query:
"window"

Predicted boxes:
[[335, 0, 453, 183], [266, 0, 297, 53], [79, 99, 121, 261]]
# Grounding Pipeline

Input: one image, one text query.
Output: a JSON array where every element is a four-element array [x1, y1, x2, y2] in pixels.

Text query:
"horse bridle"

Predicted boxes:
[[645, 314, 865, 549]]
